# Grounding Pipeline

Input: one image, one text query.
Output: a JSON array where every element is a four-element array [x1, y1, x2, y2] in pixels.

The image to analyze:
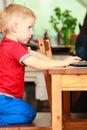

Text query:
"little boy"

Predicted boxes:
[[0, 4, 80, 126]]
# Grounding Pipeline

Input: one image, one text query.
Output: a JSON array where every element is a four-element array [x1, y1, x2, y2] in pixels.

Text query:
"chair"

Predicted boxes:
[[38, 38, 52, 111], [38, 38, 70, 114]]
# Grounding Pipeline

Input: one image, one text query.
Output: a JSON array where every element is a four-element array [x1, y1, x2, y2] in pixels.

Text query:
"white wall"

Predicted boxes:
[[1, 0, 86, 37], [13, 0, 86, 37]]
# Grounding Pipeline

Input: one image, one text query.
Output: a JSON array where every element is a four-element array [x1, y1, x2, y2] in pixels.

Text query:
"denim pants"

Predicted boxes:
[[0, 95, 36, 126]]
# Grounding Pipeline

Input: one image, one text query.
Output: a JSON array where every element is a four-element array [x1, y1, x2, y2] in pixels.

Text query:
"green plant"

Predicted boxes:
[[49, 7, 77, 45]]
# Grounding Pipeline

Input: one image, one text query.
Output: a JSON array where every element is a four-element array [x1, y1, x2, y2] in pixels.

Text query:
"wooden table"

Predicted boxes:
[[49, 67, 87, 130]]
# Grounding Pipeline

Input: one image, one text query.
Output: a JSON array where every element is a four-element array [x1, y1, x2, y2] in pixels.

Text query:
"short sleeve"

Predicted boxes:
[[10, 43, 31, 64]]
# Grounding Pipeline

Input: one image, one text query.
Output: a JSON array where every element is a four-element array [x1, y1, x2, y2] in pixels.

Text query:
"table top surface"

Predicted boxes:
[[49, 66, 87, 75]]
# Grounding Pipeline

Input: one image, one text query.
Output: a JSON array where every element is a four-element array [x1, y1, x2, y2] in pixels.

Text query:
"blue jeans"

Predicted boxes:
[[0, 95, 36, 126]]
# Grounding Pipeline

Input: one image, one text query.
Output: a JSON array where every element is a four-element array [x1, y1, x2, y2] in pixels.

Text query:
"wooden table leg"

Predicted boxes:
[[51, 74, 62, 130]]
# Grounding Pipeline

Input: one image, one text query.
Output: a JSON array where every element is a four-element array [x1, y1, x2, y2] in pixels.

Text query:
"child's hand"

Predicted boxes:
[[64, 56, 81, 65]]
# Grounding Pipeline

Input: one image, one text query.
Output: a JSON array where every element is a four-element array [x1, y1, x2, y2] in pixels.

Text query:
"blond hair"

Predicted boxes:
[[0, 4, 36, 34]]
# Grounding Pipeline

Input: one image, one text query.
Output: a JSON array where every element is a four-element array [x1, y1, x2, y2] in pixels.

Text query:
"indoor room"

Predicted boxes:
[[0, 0, 87, 130]]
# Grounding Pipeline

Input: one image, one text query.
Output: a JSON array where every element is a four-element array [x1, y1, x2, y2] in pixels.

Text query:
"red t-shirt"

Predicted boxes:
[[0, 38, 30, 98]]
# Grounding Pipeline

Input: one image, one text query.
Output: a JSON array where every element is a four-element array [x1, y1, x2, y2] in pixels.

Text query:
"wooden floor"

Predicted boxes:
[[0, 112, 51, 130], [0, 112, 87, 130], [64, 113, 87, 130], [33, 112, 51, 126]]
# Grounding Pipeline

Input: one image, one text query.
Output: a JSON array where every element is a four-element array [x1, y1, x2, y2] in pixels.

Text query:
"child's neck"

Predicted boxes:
[[6, 34, 17, 42]]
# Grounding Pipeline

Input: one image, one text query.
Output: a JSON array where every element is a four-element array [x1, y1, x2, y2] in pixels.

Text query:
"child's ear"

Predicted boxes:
[[11, 22, 18, 33]]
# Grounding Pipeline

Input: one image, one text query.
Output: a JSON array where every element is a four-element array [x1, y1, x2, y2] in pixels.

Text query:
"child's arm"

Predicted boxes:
[[23, 50, 81, 70]]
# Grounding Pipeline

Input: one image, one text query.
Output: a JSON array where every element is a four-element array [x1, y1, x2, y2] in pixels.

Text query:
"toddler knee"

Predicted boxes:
[[22, 105, 37, 123]]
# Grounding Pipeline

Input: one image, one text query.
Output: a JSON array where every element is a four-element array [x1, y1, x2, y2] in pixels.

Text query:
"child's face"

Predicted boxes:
[[16, 17, 35, 44]]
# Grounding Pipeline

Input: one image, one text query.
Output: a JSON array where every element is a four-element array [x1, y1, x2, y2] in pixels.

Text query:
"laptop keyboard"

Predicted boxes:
[[70, 61, 87, 67]]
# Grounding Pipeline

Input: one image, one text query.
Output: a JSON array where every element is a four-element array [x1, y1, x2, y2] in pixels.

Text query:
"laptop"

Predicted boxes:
[[70, 61, 87, 67]]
